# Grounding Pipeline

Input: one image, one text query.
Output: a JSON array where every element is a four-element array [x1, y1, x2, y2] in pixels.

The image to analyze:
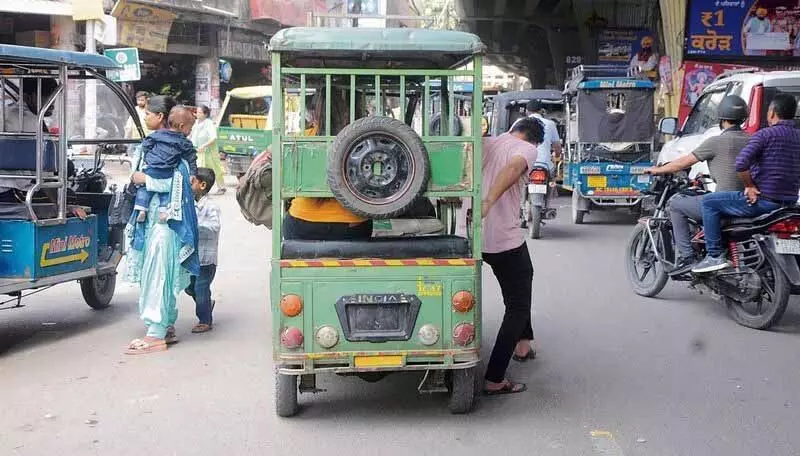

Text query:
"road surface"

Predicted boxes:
[[1, 193, 799, 456]]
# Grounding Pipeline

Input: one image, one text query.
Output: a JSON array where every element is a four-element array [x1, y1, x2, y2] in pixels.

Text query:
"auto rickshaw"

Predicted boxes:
[[0, 45, 142, 311], [562, 65, 656, 224], [268, 27, 486, 416]]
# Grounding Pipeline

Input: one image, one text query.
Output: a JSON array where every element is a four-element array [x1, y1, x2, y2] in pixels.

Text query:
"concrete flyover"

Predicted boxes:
[[454, 0, 659, 88]]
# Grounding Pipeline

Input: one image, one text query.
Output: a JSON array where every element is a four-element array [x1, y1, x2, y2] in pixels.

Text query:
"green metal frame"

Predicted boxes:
[[269, 42, 485, 373]]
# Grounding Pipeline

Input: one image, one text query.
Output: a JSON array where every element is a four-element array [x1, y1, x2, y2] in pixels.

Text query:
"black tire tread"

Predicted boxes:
[[80, 273, 116, 310]]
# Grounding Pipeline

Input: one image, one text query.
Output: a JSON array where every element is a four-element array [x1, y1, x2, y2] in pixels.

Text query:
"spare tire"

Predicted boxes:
[[328, 116, 430, 219], [429, 113, 463, 136]]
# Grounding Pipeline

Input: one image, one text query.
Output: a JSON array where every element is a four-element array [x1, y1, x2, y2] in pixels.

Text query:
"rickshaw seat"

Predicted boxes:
[[281, 235, 470, 260], [0, 137, 58, 172]]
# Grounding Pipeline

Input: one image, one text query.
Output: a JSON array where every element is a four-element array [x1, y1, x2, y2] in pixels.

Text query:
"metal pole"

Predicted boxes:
[[84, 19, 97, 155]]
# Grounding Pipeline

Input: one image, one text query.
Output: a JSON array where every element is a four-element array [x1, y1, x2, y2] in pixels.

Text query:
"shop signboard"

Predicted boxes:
[[678, 61, 756, 125], [597, 29, 654, 65], [249, 0, 327, 25], [686, 0, 800, 57], [111, 0, 176, 54], [104, 48, 141, 82]]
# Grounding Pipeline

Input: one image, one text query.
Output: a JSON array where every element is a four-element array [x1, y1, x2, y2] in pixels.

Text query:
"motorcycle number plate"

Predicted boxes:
[[528, 184, 548, 194], [774, 238, 800, 255]]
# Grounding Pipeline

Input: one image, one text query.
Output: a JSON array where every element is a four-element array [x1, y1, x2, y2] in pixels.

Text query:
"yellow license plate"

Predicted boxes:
[[354, 355, 403, 368], [587, 176, 607, 188]]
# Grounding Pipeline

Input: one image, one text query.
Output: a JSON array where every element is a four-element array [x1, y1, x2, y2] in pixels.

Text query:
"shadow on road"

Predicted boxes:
[[0, 291, 138, 357]]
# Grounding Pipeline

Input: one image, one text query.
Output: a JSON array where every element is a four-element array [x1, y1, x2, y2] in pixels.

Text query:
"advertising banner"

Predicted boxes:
[[249, 0, 327, 25], [597, 29, 654, 65], [686, 0, 800, 57], [112, 0, 176, 54], [678, 61, 756, 125]]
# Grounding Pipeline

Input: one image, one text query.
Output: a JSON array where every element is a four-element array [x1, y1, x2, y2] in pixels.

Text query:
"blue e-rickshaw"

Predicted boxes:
[[562, 65, 656, 224], [0, 45, 143, 310]]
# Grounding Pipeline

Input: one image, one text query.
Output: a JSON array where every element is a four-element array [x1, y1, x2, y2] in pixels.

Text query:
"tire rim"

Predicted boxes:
[[629, 228, 660, 287], [732, 266, 776, 319], [342, 132, 415, 206]]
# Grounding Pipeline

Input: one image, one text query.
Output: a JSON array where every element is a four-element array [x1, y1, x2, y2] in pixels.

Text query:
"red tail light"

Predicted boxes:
[[768, 218, 800, 238], [452, 323, 475, 346], [744, 85, 763, 134], [529, 169, 547, 184], [280, 327, 304, 349]]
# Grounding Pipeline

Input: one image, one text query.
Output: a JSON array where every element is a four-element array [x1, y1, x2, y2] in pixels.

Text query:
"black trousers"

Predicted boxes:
[[482, 243, 534, 383], [283, 214, 373, 240]]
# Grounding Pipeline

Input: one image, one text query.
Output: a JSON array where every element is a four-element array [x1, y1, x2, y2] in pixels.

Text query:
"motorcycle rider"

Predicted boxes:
[[644, 95, 751, 274], [694, 93, 800, 273]]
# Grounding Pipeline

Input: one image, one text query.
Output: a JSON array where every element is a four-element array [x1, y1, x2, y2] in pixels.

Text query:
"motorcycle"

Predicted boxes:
[[521, 165, 557, 239], [625, 172, 800, 330]]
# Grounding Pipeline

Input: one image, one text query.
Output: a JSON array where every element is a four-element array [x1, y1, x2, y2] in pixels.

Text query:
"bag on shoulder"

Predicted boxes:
[[108, 183, 137, 226], [236, 152, 274, 229]]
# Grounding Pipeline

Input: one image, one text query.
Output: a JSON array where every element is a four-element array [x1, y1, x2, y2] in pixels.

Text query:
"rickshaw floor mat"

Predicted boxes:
[[281, 235, 470, 260]]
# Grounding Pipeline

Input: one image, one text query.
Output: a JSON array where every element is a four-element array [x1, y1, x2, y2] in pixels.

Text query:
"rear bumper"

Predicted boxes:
[[275, 348, 480, 375]]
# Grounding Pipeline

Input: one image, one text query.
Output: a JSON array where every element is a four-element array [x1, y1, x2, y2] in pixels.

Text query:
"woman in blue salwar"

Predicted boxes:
[[124, 96, 200, 355]]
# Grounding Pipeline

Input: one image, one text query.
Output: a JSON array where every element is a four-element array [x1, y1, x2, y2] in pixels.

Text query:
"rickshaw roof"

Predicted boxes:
[[269, 27, 485, 68], [227, 86, 273, 99], [0, 44, 119, 70], [493, 89, 563, 107]]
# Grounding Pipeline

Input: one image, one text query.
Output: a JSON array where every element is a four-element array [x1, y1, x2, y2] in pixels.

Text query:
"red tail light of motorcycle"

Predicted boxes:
[[529, 169, 548, 185], [768, 218, 800, 238]]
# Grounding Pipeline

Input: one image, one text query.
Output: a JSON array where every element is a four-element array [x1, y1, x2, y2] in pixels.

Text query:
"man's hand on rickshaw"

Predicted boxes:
[[643, 166, 661, 175], [71, 206, 87, 220], [131, 171, 147, 185]]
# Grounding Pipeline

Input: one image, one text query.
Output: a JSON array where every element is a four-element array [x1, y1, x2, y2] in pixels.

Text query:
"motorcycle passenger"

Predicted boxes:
[[644, 95, 750, 274], [694, 93, 800, 273], [510, 100, 561, 174]]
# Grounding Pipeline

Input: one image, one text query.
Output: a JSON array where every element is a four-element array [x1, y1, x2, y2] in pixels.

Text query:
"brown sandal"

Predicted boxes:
[[125, 338, 167, 355], [192, 323, 213, 333]]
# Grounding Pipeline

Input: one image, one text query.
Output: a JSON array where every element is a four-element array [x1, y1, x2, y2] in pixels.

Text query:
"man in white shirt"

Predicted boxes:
[[511, 100, 561, 174]]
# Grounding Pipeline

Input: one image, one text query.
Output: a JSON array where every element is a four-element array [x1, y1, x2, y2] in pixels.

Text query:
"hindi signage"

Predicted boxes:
[[686, 0, 800, 57]]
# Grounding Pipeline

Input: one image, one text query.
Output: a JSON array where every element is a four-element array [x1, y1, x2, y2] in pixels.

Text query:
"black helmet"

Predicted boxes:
[[718, 95, 748, 122]]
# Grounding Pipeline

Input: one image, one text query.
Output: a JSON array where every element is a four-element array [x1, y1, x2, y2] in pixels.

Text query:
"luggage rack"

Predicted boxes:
[[568, 65, 636, 83]]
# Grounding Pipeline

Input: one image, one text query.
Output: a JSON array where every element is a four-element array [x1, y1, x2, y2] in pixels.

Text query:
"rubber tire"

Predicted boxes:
[[528, 205, 542, 239], [329, 116, 430, 219], [725, 254, 790, 330], [625, 224, 669, 297], [80, 273, 116, 310], [430, 113, 463, 136], [571, 190, 586, 224], [448, 367, 477, 414], [275, 371, 299, 417]]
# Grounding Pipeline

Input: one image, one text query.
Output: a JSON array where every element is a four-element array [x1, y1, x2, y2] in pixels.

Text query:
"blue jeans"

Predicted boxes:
[[185, 264, 217, 325], [700, 191, 780, 256]]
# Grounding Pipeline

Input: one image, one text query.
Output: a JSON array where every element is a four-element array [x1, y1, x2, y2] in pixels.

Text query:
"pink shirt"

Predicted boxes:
[[481, 133, 539, 253]]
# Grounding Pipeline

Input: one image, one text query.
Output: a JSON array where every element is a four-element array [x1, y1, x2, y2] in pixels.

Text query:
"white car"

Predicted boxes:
[[657, 69, 800, 197]]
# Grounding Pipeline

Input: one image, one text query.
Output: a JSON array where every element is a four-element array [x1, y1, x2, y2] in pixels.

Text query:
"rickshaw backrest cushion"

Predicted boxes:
[[0, 138, 58, 172], [281, 235, 470, 260]]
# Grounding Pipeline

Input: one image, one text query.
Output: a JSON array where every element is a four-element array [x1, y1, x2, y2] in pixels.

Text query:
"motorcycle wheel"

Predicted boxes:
[[528, 204, 542, 239], [725, 254, 789, 330], [625, 224, 668, 297]]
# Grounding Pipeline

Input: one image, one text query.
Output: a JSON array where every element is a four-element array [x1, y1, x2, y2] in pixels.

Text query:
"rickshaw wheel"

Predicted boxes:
[[429, 113, 464, 136], [80, 273, 116, 310], [275, 371, 299, 417], [447, 367, 477, 414], [571, 190, 586, 224], [329, 116, 430, 219]]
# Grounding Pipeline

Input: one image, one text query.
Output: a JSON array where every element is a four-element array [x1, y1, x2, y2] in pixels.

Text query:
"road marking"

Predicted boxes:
[[590, 430, 626, 456]]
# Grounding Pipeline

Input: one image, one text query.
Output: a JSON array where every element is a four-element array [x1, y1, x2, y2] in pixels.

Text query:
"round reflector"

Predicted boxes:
[[315, 325, 339, 349], [417, 324, 440, 346], [452, 291, 475, 313], [280, 294, 303, 317], [280, 326, 304, 349], [452, 323, 475, 346]]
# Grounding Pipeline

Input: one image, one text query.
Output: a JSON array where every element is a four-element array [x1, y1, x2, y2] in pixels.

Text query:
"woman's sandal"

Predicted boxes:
[[165, 326, 179, 345], [125, 338, 167, 355], [483, 380, 527, 396]]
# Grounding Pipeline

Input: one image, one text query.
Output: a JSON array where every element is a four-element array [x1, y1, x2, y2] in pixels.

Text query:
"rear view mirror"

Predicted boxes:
[[659, 117, 678, 136]]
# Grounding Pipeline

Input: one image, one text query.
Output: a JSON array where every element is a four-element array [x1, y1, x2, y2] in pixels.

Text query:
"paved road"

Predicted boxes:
[[1, 194, 800, 456]]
